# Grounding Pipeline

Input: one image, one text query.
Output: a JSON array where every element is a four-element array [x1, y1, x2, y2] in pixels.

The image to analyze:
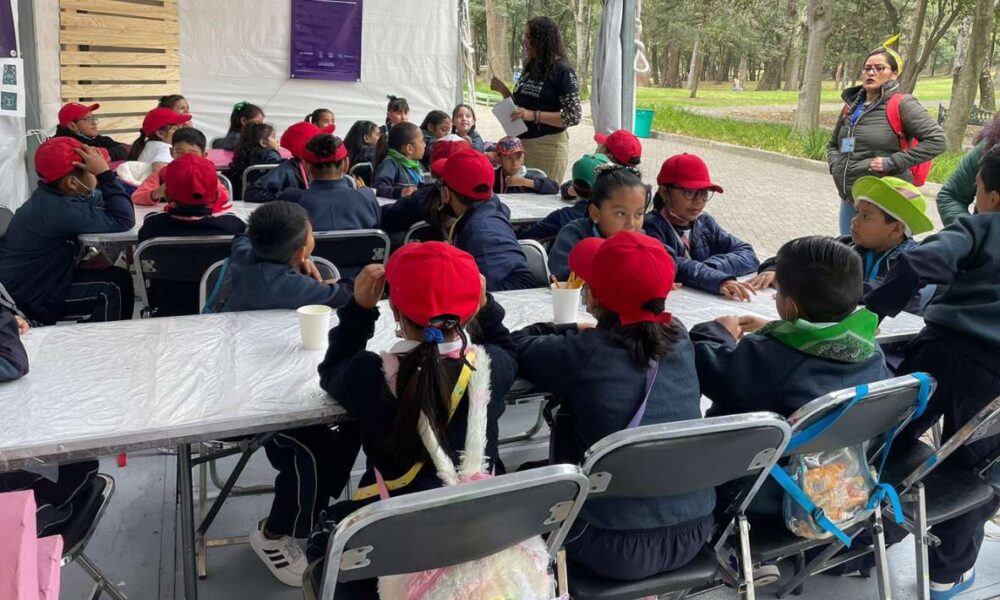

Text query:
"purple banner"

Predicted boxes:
[[0, 0, 16, 58], [290, 0, 363, 82]]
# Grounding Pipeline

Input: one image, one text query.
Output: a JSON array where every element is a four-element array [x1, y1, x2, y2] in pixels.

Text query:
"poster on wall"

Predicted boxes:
[[290, 0, 363, 82], [0, 57, 24, 117], [0, 0, 16, 57]]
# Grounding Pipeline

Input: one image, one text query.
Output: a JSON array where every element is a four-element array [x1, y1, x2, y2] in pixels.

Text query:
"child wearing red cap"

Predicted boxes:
[[644, 153, 760, 301], [137, 153, 245, 316], [426, 149, 535, 290], [547, 164, 649, 280], [0, 138, 134, 324], [373, 122, 426, 199], [594, 129, 643, 167], [514, 231, 713, 581], [492, 136, 559, 194], [308, 243, 519, 594], [126, 107, 193, 170], [54, 102, 129, 162], [244, 121, 331, 204], [132, 127, 229, 206]]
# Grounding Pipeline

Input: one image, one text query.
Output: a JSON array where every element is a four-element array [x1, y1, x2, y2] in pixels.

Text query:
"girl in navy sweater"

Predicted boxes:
[[452, 103, 485, 152], [309, 243, 519, 594], [514, 230, 713, 581], [372, 122, 425, 199], [213, 101, 264, 150], [226, 122, 281, 199]]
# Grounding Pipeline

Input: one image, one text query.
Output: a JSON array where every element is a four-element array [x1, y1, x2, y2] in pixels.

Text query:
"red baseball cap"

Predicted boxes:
[[299, 133, 348, 164], [386, 241, 482, 327], [568, 231, 676, 325], [656, 153, 723, 193], [141, 107, 192, 136], [280, 122, 335, 159], [160, 153, 219, 206], [429, 135, 473, 177], [436, 149, 494, 201], [35, 137, 86, 183], [58, 103, 100, 127], [595, 130, 642, 166], [495, 136, 524, 156]]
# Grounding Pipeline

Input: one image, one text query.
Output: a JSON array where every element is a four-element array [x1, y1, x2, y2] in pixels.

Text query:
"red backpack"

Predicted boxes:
[[885, 94, 932, 187]]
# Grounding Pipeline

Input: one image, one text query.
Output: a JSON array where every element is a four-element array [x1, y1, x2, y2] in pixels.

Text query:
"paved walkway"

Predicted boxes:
[[477, 107, 946, 259]]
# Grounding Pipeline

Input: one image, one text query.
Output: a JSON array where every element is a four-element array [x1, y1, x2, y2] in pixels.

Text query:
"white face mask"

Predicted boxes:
[[515, 165, 528, 178]]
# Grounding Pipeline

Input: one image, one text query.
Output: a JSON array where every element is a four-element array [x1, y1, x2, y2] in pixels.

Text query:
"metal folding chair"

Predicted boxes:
[[567, 413, 791, 600], [348, 162, 374, 187], [519, 239, 552, 288], [304, 464, 590, 600], [216, 173, 234, 201], [748, 374, 936, 599], [133, 235, 235, 317], [402, 221, 435, 244], [311, 229, 390, 280], [240, 164, 279, 201], [61, 473, 127, 599]]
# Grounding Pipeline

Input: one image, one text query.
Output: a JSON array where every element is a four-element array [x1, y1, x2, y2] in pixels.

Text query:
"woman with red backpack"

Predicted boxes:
[[827, 36, 945, 235]]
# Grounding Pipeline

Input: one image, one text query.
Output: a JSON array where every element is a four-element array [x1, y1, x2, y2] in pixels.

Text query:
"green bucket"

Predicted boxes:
[[634, 109, 655, 138]]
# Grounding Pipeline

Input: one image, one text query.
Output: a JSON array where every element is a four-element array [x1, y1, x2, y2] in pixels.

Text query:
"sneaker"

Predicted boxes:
[[250, 519, 307, 587], [930, 568, 975, 600]]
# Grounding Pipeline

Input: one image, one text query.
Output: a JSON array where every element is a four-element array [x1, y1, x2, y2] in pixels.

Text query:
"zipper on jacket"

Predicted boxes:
[[840, 87, 890, 197]]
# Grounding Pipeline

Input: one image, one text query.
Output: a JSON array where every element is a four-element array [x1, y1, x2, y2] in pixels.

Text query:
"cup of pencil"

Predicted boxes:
[[551, 273, 583, 324]]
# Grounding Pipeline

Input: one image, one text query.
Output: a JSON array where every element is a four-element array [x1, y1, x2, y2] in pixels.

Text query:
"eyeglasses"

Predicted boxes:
[[669, 186, 714, 202], [862, 64, 891, 75]]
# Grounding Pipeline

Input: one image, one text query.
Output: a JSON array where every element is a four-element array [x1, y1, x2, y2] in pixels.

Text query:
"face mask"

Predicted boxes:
[[515, 165, 528, 177], [72, 176, 98, 202]]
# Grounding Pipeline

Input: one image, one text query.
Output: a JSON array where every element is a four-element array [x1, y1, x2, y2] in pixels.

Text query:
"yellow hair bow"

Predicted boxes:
[[876, 34, 904, 75]]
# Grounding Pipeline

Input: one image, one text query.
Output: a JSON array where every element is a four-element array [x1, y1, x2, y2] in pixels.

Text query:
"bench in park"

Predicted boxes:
[[937, 103, 996, 126]]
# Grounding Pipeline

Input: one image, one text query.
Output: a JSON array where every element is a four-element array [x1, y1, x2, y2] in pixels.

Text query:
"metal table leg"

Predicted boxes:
[[177, 443, 199, 600]]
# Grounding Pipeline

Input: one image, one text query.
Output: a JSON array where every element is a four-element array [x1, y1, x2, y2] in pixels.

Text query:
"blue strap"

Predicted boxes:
[[848, 101, 865, 127], [910, 372, 932, 419], [201, 258, 229, 314], [786, 384, 870, 453], [867, 484, 905, 524], [770, 465, 854, 547]]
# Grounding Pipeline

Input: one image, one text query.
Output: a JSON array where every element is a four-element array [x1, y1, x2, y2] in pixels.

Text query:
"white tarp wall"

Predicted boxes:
[[0, 0, 28, 211], [590, 0, 622, 136], [180, 0, 460, 142]]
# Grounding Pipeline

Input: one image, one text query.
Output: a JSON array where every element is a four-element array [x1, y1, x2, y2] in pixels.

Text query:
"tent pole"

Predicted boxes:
[[620, 0, 636, 132]]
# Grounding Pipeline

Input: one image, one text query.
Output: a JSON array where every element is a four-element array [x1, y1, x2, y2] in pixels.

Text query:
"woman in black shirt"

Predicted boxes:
[[491, 16, 581, 182]]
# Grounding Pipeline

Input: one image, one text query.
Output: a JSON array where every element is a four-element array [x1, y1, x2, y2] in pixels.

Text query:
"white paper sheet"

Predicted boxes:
[[491, 97, 528, 138]]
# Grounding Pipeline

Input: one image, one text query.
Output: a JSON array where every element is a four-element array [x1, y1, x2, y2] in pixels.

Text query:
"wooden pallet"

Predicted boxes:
[[59, 0, 181, 143]]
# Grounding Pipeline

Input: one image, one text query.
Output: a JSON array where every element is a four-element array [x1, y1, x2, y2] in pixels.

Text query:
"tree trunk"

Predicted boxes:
[[784, 24, 804, 91], [835, 62, 844, 89], [717, 48, 733, 83], [737, 52, 749, 87], [688, 31, 703, 97], [951, 16, 973, 103], [485, 0, 512, 81], [582, 0, 594, 93], [899, 0, 929, 93], [757, 56, 784, 91], [980, 64, 996, 111], [665, 43, 681, 87], [573, 0, 588, 87], [795, 0, 834, 133], [944, 1, 995, 152]]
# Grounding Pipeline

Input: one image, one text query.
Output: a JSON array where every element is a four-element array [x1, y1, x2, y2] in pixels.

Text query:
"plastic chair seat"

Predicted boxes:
[[568, 547, 720, 600], [61, 475, 107, 557]]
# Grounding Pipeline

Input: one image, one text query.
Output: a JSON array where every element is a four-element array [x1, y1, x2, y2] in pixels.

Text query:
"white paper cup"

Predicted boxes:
[[297, 305, 333, 350], [551, 284, 582, 324]]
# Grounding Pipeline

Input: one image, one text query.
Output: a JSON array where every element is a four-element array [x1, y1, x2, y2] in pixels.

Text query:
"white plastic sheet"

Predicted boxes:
[[591, 0, 623, 135]]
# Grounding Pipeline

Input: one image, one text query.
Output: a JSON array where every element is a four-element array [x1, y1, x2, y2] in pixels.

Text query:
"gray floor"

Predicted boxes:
[[59, 398, 1000, 600]]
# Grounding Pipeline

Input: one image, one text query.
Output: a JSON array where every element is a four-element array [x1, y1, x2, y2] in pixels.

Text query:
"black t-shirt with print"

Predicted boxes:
[[512, 58, 579, 139]]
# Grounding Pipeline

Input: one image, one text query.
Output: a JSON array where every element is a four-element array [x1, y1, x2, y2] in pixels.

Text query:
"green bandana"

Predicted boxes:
[[755, 308, 879, 363], [386, 148, 423, 172]]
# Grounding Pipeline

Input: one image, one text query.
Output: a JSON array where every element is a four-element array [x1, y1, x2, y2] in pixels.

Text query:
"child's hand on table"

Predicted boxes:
[[719, 280, 756, 302], [746, 271, 776, 291], [715, 316, 743, 339], [738, 315, 769, 334], [505, 176, 535, 189], [299, 260, 323, 282], [355, 264, 387, 310]]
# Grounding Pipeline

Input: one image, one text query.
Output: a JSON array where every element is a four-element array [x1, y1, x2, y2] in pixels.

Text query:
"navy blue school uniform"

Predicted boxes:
[[372, 158, 422, 199], [492, 167, 559, 195], [0, 171, 135, 324], [691, 320, 891, 515], [226, 148, 281, 199], [467, 130, 486, 152], [644, 210, 759, 294], [0, 312, 28, 381], [379, 183, 435, 234], [518, 199, 588, 242], [547, 217, 598, 280], [513, 321, 714, 580], [212, 131, 240, 151], [221, 236, 352, 312], [244, 158, 307, 204], [137, 213, 246, 317], [284, 179, 381, 232], [864, 213, 1000, 584], [450, 196, 535, 291], [221, 235, 357, 538]]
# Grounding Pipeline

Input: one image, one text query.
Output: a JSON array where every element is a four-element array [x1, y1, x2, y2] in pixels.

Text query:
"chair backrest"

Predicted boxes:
[[349, 162, 374, 186], [402, 221, 435, 245], [901, 394, 1000, 489], [311, 229, 390, 278], [199, 255, 339, 313], [0, 206, 13, 239], [317, 464, 589, 600], [241, 164, 280, 201], [209, 137, 227, 150], [518, 239, 551, 288], [525, 167, 548, 179], [217, 173, 234, 201], [784, 374, 935, 459], [134, 236, 234, 313]]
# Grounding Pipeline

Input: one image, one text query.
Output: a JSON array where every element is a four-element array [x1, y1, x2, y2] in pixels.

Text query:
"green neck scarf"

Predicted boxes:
[[386, 148, 423, 173], [755, 308, 879, 363]]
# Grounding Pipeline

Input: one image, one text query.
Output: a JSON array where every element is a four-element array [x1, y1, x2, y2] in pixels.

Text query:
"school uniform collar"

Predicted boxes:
[[309, 178, 351, 190], [388, 338, 466, 355]]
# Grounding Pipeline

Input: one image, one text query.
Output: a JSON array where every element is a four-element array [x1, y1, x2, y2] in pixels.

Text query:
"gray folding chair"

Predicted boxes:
[[133, 236, 235, 317], [568, 413, 791, 600], [882, 395, 1000, 600], [402, 221, 435, 244], [348, 162, 374, 187], [241, 164, 279, 201], [305, 464, 590, 600], [311, 229, 390, 280], [61, 474, 127, 599], [0, 206, 13, 238], [749, 374, 936, 599], [216, 173, 234, 201], [519, 239, 552, 288], [199, 256, 338, 313]]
